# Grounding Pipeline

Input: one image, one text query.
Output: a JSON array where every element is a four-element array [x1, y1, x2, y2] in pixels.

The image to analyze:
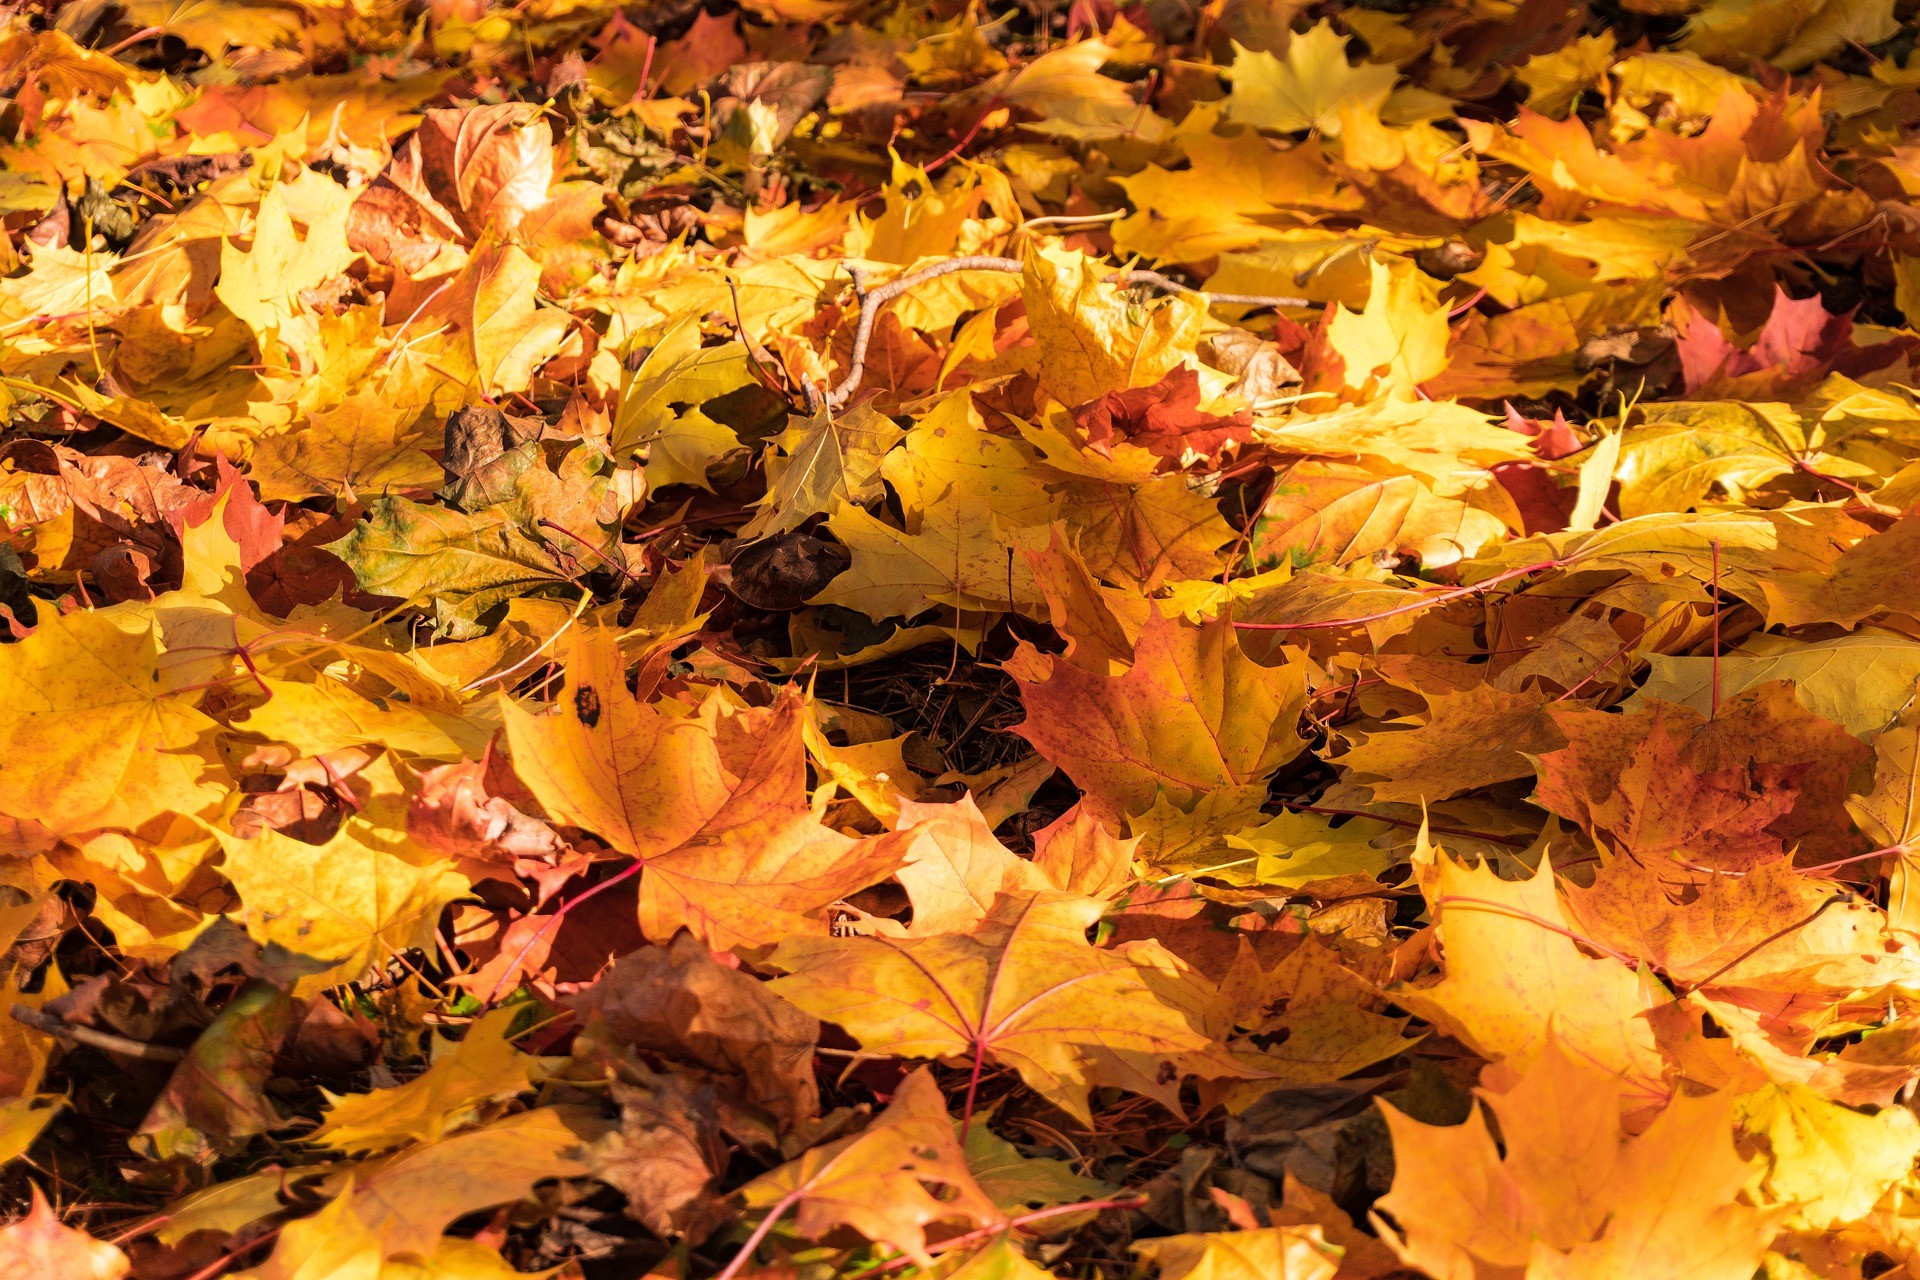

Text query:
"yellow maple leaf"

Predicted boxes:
[[1011, 611, 1310, 826], [0, 603, 226, 834], [1225, 22, 1399, 137], [310, 1009, 543, 1154], [501, 630, 914, 951], [1390, 846, 1670, 1098], [1324, 258, 1451, 394], [1019, 241, 1206, 407], [768, 891, 1248, 1123], [216, 820, 471, 993], [1375, 1036, 1785, 1280]]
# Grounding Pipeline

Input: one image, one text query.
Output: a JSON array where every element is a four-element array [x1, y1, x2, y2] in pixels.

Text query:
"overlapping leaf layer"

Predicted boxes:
[[2, 1, 1920, 1278]]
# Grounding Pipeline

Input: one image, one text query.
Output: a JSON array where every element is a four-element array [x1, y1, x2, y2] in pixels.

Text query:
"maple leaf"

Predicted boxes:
[[891, 795, 1056, 935], [250, 394, 441, 503], [1133, 1225, 1343, 1280], [309, 1008, 540, 1153], [1757, 511, 1920, 630], [813, 496, 1050, 620], [1030, 801, 1140, 898], [767, 891, 1247, 1123], [20, 0, 1920, 1264], [1630, 629, 1920, 737], [349, 104, 554, 274], [1250, 460, 1510, 572], [1565, 857, 1896, 997], [1608, 401, 1808, 519], [502, 631, 913, 951], [1332, 683, 1561, 804], [581, 1068, 730, 1242], [1221, 808, 1400, 889], [963, 1119, 1114, 1212], [1011, 611, 1310, 827], [1391, 848, 1669, 1096], [232, 1183, 541, 1279], [1374, 1037, 1785, 1280], [215, 171, 357, 352], [390, 239, 573, 402], [1323, 258, 1451, 393], [328, 496, 571, 640], [1736, 1082, 1920, 1228], [1214, 939, 1418, 1104], [1532, 683, 1868, 867], [569, 932, 821, 1132], [1673, 287, 1915, 400], [216, 821, 472, 992], [0, 1188, 128, 1279], [0, 602, 225, 834], [1850, 693, 1920, 850], [1070, 368, 1254, 466], [1224, 22, 1399, 137], [611, 319, 756, 489], [740, 402, 905, 540], [736, 1067, 1003, 1267], [231, 1107, 604, 1274], [1515, 31, 1617, 116], [0, 1096, 60, 1166], [1019, 242, 1206, 407], [135, 977, 304, 1163]]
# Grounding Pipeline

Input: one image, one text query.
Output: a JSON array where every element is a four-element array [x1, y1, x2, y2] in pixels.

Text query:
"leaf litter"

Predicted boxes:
[[2, 0, 1920, 1277]]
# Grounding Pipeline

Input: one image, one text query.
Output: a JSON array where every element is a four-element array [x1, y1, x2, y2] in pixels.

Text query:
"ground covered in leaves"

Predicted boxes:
[[6, 0, 1920, 1276]]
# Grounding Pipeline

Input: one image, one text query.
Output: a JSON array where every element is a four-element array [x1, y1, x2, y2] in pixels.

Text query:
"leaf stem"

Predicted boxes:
[[713, 1185, 808, 1280], [479, 857, 645, 1004], [958, 1040, 986, 1144], [868, 1195, 1148, 1274]]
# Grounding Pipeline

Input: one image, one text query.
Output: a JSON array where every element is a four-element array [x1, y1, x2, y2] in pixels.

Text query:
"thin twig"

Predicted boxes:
[[713, 1186, 807, 1280], [1429, 897, 1639, 965], [1676, 895, 1844, 994], [1017, 211, 1125, 232], [814, 256, 1313, 409], [10, 1004, 186, 1063], [870, 1195, 1149, 1273], [1233, 557, 1569, 633], [461, 587, 594, 694], [537, 518, 644, 586]]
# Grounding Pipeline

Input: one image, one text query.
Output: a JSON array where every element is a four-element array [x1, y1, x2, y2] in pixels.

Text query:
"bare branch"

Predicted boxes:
[[813, 255, 1315, 410], [11, 1003, 188, 1063]]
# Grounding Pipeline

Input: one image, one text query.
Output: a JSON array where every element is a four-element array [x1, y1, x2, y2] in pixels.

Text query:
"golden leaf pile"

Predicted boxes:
[[4, 0, 1920, 1277]]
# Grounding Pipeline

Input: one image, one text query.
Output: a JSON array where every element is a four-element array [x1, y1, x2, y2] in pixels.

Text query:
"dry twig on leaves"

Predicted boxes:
[[809, 255, 1314, 409]]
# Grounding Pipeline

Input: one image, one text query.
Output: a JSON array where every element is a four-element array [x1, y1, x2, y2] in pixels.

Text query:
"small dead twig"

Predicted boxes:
[[10, 1003, 187, 1063], [811, 255, 1315, 410]]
